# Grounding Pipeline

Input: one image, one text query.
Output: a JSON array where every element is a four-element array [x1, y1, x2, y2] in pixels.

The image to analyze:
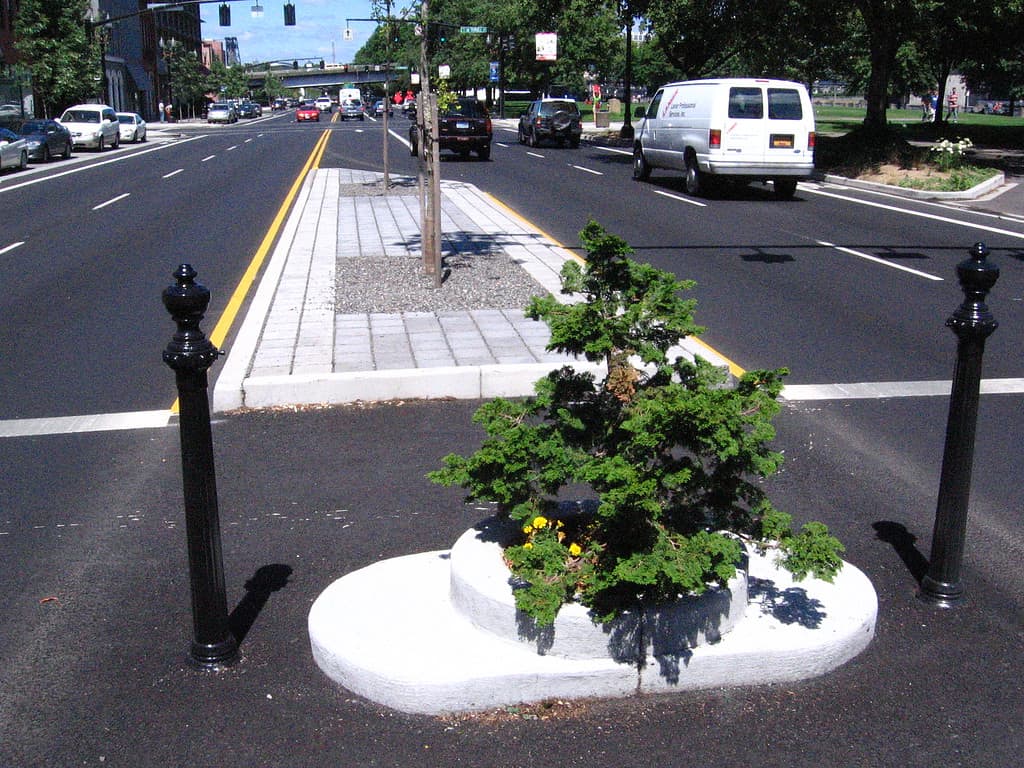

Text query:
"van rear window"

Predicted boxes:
[[768, 89, 803, 120], [728, 88, 763, 119]]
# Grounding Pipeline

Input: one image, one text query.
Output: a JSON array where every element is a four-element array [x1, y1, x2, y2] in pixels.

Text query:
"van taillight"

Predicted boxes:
[[485, 118, 492, 132], [709, 129, 721, 148], [808, 131, 816, 148]]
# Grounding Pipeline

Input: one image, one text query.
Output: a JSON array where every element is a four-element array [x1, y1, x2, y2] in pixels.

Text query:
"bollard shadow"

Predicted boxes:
[[873, 521, 929, 584], [229, 564, 293, 646]]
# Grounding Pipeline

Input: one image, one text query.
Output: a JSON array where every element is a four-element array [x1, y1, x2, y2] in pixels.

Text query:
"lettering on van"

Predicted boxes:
[[661, 101, 697, 118]]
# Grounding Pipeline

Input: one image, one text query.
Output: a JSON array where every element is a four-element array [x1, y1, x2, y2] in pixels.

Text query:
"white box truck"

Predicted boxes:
[[338, 88, 362, 105], [632, 78, 815, 198]]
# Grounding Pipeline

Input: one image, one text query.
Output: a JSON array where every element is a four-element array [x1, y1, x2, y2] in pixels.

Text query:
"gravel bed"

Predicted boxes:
[[335, 253, 549, 314]]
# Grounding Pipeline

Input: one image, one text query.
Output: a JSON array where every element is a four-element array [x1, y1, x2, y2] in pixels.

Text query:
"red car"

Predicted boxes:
[[296, 102, 320, 122]]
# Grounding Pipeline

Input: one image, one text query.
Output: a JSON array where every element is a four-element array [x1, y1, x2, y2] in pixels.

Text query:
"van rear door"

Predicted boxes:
[[764, 86, 812, 162], [719, 86, 765, 161]]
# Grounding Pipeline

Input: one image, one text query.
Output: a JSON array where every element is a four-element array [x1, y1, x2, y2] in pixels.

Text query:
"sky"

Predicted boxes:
[[208, 0, 387, 65]]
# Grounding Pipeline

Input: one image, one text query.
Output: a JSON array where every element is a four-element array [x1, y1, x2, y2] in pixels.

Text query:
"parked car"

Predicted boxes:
[[518, 99, 582, 148], [18, 119, 73, 162], [58, 104, 120, 150], [296, 102, 320, 122], [207, 102, 238, 124], [339, 99, 365, 121], [409, 96, 491, 160], [237, 102, 261, 119], [0, 127, 28, 172], [315, 96, 333, 113], [116, 112, 147, 143]]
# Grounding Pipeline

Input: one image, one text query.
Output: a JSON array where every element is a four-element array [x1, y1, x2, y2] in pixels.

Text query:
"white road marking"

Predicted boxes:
[[802, 183, 1024, 241], [0, 410, 174, 438], [92, 192, 130, 210], [653, 189, 707, 207], [782, 378, 1024, 401]]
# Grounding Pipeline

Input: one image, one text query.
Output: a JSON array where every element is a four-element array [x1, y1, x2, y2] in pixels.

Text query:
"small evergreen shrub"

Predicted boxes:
[[430, 222, 844, 626]]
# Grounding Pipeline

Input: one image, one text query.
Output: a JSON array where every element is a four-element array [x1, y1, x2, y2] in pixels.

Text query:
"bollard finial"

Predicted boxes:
[[948, 243, 999, 337], [163, 264, 220, 374]]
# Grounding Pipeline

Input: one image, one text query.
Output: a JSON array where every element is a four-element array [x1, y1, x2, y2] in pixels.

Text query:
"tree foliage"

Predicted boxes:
[[355, 1, 1021, 128], [14, 0, 97, 117], [430, 222, 844, 626]]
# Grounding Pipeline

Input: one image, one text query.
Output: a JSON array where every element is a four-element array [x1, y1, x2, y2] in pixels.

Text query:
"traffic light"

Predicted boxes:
[[319, 59, 325, 69], [283, 2, 295, 26], [292, 60, 298, 69], [219, 3, 230, 26]]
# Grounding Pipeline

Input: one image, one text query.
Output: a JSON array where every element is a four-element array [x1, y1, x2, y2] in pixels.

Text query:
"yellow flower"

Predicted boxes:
[[523, 542, 534, 549], [522, 525, 533, 534], [568, 542, 582, 557], [532, 516, 548, 529]]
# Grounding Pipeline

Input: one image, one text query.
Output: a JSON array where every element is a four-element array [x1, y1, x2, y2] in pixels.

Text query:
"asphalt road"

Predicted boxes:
[[0, 112, 1021, 766]]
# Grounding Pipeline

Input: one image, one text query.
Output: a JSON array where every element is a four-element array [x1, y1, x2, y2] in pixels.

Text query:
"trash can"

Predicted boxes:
[[595, 110, 610, 128]]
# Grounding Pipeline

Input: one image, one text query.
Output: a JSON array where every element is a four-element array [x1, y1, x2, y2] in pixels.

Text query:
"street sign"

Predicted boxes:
[[460, 26, 487, 33]]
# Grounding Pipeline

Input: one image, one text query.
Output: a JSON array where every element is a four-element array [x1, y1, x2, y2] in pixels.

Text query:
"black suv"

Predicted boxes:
[[518, 99, 582, 148], [409, 97, 492, 160]]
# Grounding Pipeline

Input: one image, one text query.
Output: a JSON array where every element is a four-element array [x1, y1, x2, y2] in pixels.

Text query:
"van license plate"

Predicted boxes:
[[771, 134, 794, 148], [456, 121, 470, 129]]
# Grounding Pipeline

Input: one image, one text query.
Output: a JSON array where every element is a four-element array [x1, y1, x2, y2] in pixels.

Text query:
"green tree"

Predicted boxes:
[[431, 222, 843, 626], [164, 42, 207, 119], [14, 0, 97, 117]]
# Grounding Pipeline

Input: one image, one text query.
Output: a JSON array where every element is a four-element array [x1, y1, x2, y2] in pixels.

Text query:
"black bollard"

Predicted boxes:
[[919, 243, 999, 607], [163, 264, 239, 666]]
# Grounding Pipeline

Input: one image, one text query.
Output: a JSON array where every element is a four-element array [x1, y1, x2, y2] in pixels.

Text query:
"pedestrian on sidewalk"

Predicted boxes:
[[159, 101, 165, 123]]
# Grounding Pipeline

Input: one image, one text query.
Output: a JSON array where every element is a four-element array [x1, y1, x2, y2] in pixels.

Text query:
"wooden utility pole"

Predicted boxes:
[[417, 0, 442, 285]]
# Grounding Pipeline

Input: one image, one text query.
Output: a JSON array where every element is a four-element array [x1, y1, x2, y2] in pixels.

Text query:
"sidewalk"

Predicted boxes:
[[212, 167, 727, 413]]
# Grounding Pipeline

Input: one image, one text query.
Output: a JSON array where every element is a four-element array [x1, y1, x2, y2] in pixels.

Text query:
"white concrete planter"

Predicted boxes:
[[309, 518, 878, 715], [448, 518, 748, 661]]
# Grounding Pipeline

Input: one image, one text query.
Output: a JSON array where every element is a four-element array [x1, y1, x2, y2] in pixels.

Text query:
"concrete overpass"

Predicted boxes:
[[246, 64, 408, 95]]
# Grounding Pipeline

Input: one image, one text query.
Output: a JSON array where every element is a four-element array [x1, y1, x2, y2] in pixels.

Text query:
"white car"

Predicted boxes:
[[117, 112, 147, 143], [0, 127, 28, 172], [58, 104, 120, 151], [315, 96, 332, 113]]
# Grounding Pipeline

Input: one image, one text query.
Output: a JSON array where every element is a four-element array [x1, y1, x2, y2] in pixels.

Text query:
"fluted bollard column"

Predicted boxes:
[[163, 264, 239, 666], [919, 243, 999, 607]]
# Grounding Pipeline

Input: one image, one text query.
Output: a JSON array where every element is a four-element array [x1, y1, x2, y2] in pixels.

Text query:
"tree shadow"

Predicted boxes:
[[873, 520, 929, 584], [228, 564, 293, 645], [748, 577, 826, 628]]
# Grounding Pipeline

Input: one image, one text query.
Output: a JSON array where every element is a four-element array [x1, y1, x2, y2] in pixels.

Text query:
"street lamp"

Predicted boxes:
[[160, 37, 177, 122], [619, 1, 634, 140], [89, 11, 110, 104]]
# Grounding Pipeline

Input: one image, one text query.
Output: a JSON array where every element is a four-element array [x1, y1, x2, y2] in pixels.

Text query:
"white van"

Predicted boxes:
[[632, 78, 815, 198]]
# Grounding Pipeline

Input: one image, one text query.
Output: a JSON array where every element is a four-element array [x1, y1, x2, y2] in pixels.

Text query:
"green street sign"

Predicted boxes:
[[460, 26, 487, 33]]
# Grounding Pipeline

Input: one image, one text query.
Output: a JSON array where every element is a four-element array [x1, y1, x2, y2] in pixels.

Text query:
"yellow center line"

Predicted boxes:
[[483, 191, 746, 378], [170, 129, 331, 414]]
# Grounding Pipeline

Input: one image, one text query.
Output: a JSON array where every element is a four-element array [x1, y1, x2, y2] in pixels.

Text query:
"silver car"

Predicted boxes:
[[0, 127, 28, 171], [207, 103, 238, 124], [339, 99, 364, 121]]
